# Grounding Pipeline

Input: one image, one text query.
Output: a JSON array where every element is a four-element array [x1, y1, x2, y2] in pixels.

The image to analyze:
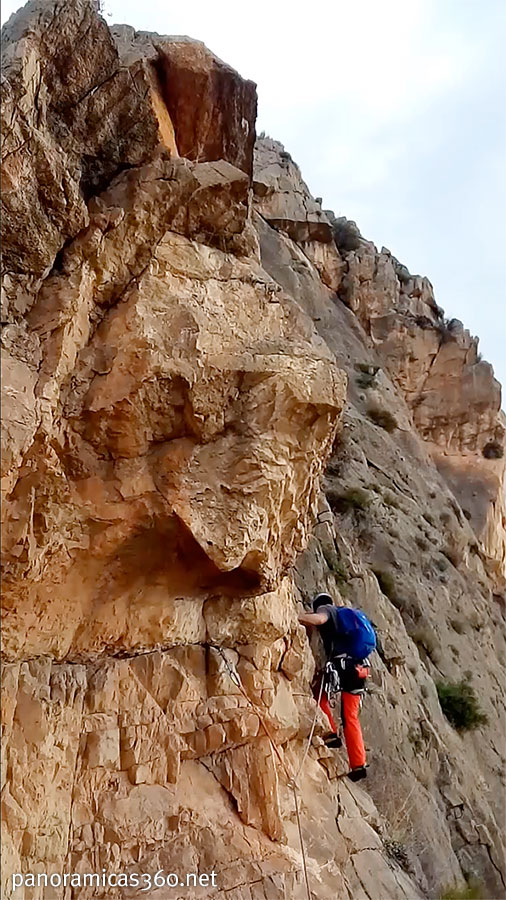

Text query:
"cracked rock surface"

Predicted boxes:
[[1, 3, 505, 899]]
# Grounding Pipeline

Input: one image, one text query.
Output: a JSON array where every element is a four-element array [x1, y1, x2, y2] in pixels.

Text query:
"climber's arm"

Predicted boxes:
[[298, 611, 330, 627]]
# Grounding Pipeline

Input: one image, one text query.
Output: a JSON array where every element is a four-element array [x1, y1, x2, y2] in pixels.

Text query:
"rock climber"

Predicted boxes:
[[298, 593, 376, 782]]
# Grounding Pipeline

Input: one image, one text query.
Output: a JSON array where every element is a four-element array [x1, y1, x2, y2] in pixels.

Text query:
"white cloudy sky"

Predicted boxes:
[[2, 0, 505, 389]]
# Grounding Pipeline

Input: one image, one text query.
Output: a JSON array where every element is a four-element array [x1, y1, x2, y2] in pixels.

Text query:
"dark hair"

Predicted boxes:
[[313, 593, 333, 611]]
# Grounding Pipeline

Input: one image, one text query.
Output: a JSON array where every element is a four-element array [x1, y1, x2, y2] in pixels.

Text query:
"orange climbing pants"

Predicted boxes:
[[341, 692, 366, 769], [313, 672, 367, 769]]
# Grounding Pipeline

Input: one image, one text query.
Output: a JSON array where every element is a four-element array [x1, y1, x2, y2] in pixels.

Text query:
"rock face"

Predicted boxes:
[[1, 4, 505, 900], [111, 26, 257, 176], [253, 142, 506, 898], [332, 228, 506, 575]]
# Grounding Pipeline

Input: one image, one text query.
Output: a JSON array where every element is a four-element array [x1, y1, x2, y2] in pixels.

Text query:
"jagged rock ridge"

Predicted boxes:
[[1, 3, 505, 899]]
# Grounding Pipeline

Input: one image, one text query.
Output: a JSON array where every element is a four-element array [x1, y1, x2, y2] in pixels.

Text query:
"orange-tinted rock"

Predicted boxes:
[[0, 1, 172, 299], [112, 26, 257, 176], [1, 3, 505, 898], [1, 5, 345, 662]]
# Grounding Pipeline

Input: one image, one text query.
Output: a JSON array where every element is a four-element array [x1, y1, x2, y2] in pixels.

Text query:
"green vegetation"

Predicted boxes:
[[355, 363, 379, 390], [436, 678, 488, 733], [322, 549, 349, 587], [415, 314, 434, 330], [383, 837, 410, 870], [327, 487, 371, 514], [356, 372, 376, 389], [367, 406, 398, 432], [332, 217, 362, 252], [440, 877, 485, 899], [356, 363, 380, 374], [438, 317, 462, 344], [482, 440, 504, 459], [373, 568, 396, 600]]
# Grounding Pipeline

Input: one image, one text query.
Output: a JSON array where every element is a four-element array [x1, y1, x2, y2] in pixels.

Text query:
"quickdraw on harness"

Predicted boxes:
[[322, 655, 371, 700], [323, 659, 341, 697]]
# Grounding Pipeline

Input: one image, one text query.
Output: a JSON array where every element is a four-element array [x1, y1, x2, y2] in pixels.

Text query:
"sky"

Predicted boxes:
[[2, 0, 505, 390]]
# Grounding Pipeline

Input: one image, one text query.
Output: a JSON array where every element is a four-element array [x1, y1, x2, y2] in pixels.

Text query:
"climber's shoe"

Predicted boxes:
[[323, 733, 342, 749], [348, 766, 367, 782]]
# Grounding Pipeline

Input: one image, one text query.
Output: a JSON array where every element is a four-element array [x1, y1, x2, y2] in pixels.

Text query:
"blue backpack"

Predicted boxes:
[[333, 607, 376, 661]]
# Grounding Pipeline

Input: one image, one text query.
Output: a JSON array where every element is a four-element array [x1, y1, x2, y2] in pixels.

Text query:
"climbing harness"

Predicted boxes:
[[322, 659, 341, 697], [327, 655, 370, 696]]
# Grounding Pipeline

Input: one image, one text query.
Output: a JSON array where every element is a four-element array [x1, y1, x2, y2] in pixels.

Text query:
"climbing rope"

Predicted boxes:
[[291, 669, 326, 784], [209, 644, 333, 900], [209, 645, 290, 775], [292, 775, 312, 900]]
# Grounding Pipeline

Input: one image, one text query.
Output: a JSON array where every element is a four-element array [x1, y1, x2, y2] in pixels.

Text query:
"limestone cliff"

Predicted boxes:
[[1, 3, 505, 899]]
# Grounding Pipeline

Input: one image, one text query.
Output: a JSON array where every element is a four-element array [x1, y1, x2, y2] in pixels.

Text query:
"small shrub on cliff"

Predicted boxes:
[[415, 314, 434, 330], [332, 217, 362, 252], [436, 678, 488, 733], [438, 317, 462, 343], [383, 837, 411, 870], [482, 440, 504, 459], [356, 372, 376, 389], [322, 547, 349, 586], [373, 568, 396, 600], [356, 363, 380, 375], [367, 406, 398, 433], [355, 363, 379, 389], [440, 877, 485, 899], [328, 487, 371, 514]]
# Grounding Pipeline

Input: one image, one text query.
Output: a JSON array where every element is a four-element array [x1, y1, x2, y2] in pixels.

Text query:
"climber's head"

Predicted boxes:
[[313, 592, 333, 612]]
